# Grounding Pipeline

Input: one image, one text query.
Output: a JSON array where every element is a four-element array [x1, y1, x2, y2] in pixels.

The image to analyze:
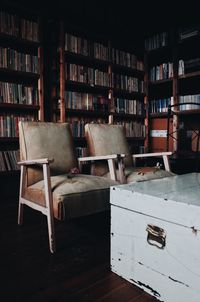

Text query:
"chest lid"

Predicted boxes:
[[110, 173, 200, 230]]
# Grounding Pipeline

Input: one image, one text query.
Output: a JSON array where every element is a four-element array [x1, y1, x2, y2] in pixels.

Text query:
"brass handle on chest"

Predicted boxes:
[[146, 224, 166, 249]]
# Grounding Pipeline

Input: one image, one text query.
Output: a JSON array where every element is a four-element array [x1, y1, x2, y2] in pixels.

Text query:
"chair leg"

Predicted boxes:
[[18, 165, 27, 225], [117, 157, 126, 184], [162, 155, 171, 172], [18, 200, 24, 225], [43, 163, 56, 253], [46, 211, 56, 253]]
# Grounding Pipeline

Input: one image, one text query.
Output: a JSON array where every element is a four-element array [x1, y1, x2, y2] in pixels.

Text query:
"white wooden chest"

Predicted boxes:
[[110, 173, 200, 302]]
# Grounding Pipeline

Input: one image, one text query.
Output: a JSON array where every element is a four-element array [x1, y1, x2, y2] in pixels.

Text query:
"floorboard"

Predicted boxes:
[[0, 197, 157, 302]]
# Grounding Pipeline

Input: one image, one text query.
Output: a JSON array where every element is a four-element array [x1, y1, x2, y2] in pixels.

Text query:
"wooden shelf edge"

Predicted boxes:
[[0, 103, 40, 110]]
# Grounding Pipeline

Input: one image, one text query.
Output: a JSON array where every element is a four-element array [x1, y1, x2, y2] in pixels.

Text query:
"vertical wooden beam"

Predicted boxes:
[[60, 20, 66, 123], [38, 15, 44, 121], [172, 28, 179, 153], [144, 51, 149, 152]]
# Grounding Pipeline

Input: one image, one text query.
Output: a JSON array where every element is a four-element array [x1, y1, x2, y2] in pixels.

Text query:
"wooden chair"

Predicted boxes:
[[18, 121, 120, 253], [85, 123, 175, 184]]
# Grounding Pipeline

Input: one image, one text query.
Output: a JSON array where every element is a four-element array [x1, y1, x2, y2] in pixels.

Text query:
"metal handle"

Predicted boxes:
[[146, 224, 166, 249]]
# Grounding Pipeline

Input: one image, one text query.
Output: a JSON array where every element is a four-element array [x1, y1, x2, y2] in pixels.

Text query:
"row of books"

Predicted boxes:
[[149, 97, 172, 114], [0, 10, 39, 42], [0, 47, 39, 73], [178, 58, 200, 75], [64, 91, 109, 112], [149, 95, 200, 113], [114, 98, 144, 115], [66, 117, 106, 138], [0, 81, 38, 105], [112, 74, 144, 93], [64, 33, 144, 71], [62, 91, 144, 116], [145, 32, 168, 51], [66, 63, 109, 87], [65, 116, 145, 138], [111, 48, 144, 70], [179, 95, 200, 110], [145, 27, 199, 51], [65, 63, 144, 93], [0, 115, 35, 137], [0, 150, 20, 171], [75, 147, 88, 159], [65, 33, 109, 61], [179, 26, 199, 41], [149, 62, 173, 82], [115, 121, 145, 137]]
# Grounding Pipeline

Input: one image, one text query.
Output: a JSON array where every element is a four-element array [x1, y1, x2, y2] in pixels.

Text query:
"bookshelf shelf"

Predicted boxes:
[[111, 63, 144, 77], [149, 78, 173, 85], [173, 109, 200, 116], [178, 35, 200, 45], [178, 71, 200, 80], [111, 112, 145, 120], [65, 80, 110, 91], [64, 109, 110, 117], [64, 51, 110, 66], [145, 45, 170, 55], [0, 103, 40, 110], [0, 3, 44, 174], [0, 137, 19, 142], [0, 68, 40, 80], [149, 113, 170, 118], [0, 32, 40, 48], [112, 88, 144, 98]]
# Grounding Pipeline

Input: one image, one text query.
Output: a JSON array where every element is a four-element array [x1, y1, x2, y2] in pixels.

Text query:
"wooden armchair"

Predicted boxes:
[[18, 121, 120, 253], [85, 123, 175, 184]]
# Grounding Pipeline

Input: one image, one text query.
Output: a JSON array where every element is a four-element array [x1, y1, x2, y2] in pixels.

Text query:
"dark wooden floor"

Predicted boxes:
[[1, 196, 158, 302]]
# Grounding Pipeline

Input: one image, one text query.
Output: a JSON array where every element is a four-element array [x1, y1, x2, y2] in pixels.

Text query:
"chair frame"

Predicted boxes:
[[18, 154, 125, 253], [132, 151, 172, 172]]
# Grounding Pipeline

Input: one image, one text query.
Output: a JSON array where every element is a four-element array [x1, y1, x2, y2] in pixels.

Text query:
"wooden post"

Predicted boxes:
[[60, 20, 66, 123]]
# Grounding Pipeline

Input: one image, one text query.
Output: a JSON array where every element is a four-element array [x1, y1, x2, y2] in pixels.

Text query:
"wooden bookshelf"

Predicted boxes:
[[145, 25, 200, 157], [50, 20, 145, 156], [0, 3, 44, 174]]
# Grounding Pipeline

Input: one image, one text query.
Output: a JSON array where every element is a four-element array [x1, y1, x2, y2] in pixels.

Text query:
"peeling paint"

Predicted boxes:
[[168, 276, 189, 287], [191, 226, 198, 235], [130, 278, 161, 297], [137, 261, 189, 288]]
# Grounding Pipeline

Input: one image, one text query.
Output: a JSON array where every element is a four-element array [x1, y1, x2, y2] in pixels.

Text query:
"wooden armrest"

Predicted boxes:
[[132, 152, 172, 172], [78, 154, 126, 162], [78, 154, 126, 183], [132, 152, 172, 159], [18, 158, 54, 166]]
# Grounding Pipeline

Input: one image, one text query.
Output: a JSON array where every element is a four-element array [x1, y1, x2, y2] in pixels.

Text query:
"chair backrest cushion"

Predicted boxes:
[[85, 123, 133, 176], [19, 121, 78, 185]]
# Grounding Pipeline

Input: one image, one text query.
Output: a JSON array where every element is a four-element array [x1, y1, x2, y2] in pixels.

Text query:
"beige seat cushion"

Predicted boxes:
[[125, 167, 175, 183], [23, 174, 118, 220], [104, 166, 175, 183]]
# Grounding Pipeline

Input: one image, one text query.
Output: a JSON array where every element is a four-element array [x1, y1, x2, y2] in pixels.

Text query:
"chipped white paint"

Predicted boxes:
[[110, 173, 200, 302]]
